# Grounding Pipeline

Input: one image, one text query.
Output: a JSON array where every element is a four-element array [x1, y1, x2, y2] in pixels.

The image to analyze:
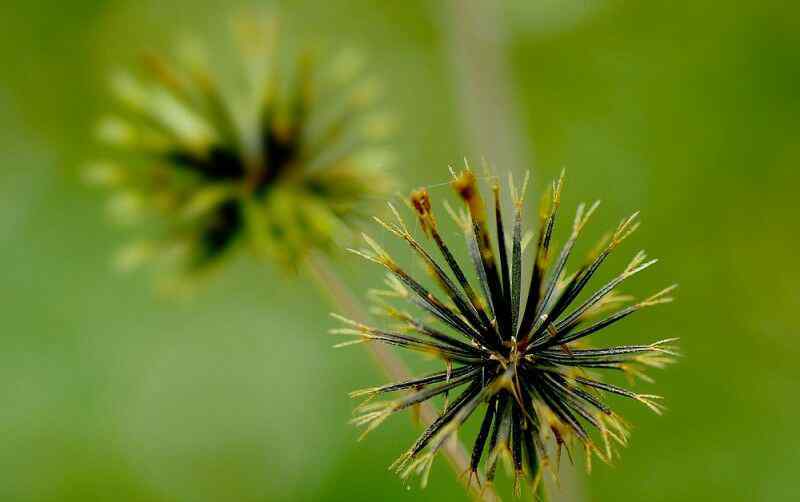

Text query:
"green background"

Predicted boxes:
[[2, 1, 798, 500]]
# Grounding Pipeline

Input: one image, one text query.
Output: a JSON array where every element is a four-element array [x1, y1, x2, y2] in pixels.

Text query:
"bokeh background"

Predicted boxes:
[[2, 1, 798, 501]]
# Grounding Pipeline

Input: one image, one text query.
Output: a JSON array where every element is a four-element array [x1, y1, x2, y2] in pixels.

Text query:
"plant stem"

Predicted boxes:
[[441, 3, 582, 501], [306, 252, 499, 502], [441, 0, 531, 174], [538, 480, 550, 502]]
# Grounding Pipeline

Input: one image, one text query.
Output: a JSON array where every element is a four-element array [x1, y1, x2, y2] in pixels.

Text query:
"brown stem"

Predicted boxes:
[[306, 252, 499, 502]]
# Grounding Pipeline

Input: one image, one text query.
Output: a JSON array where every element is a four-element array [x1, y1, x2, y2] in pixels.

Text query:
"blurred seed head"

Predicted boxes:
[[335, 164, 678, 495], [87, 14, 395, 288]]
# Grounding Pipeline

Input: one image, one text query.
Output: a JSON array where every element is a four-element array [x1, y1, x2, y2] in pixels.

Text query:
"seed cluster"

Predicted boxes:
[[335, 167, 677, 494], [87, 17, 393, 284]]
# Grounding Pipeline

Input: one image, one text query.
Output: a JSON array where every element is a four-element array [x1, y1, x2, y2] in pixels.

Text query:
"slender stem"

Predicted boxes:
[[441, 3, 581, 501], [306, 252, 499, 502], [441, 0, 531, 175], [538, 480, 550, 502]]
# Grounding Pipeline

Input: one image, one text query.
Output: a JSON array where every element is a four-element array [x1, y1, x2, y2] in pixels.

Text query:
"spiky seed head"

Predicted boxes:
[[335, 165, 678, 495], [87, 14, 395, 286]]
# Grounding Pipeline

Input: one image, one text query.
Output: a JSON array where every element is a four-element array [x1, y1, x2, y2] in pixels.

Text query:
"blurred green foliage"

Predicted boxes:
[[1, 0, 798, 501]]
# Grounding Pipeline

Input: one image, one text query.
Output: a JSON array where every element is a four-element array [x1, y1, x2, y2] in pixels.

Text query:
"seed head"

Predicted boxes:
[[86, 15, 394, 285], [335, 165, 677, 495]]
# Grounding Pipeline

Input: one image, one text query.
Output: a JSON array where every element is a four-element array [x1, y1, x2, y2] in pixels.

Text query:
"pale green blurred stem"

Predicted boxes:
[[306, 252, 498, 502], [539, 480, 550, 502], [441, 0, 531, 175], [441, 2, 579, 501]]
